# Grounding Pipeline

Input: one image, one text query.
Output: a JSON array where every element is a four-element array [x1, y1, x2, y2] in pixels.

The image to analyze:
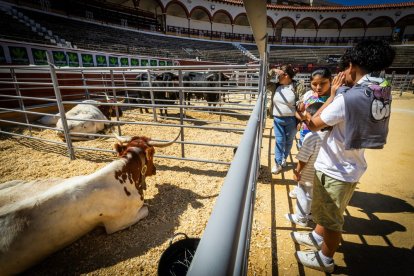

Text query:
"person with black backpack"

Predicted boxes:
[[267, 64, 305, 174]]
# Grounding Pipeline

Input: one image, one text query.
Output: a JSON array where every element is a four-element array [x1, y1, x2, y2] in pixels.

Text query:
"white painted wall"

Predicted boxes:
[[233, 25, 252, 35], [267, 27, 274, 36], [166, 16, 188, 28], [318, 29, 340, 37], [212, 22, 232, 33], [295, 29, 317, 37], [365, 27, 393, 36], [281, 29, 295, 36], [341, 28, 365, 37], [162, 0, 414, 40], [404, 25, 414, 35], [190, 19, 210, 31]]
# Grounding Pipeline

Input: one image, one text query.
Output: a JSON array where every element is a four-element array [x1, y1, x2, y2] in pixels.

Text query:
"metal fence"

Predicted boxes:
[[0, 61, 261, 165]]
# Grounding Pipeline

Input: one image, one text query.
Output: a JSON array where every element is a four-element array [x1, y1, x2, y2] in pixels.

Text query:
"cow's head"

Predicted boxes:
[[113, 131, 181, 177], [206, 72, 230, 86], [99, 93, 124, 119]]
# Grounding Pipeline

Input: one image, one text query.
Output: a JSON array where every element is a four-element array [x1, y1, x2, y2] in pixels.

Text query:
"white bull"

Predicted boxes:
[[55, 100, 120, 140], [0, 132, 179, 275]]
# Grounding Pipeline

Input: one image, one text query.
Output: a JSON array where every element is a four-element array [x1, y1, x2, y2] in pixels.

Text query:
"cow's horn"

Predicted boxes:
[[104, 92, 110, 101], [147, 131, 181, 148], [112, 131, 132, 144]]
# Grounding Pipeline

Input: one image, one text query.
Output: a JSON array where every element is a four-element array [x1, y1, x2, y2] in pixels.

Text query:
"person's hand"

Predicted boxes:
[[297, 102, 305, 113], [293, 169, 301, 182], [331, 72, 345, 95]]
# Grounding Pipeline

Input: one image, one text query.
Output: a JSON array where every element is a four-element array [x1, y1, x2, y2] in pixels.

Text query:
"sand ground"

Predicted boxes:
[[0, 93, 413, 275], [249, 92, 414, 275]]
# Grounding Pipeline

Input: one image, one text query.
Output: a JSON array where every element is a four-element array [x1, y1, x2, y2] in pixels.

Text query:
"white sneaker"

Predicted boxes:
[[295, 251, 335, 273], [285, 213, 309, 227], [281, 158, 287, 167], [290, 231, 322, 250], [271, 164, 282, 174], [289, 187, 297, 199]]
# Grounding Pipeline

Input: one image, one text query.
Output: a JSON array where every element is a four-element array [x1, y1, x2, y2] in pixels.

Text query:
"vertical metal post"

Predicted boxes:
[[47, 52, 75, 160], [110, 69, 122, 135], [219, 72, 223, 122], [10, 68, 32, 135], [81, 69, 90, 99], [122, 70, 130, 103], [400, 71, 410, 96], [147, 70, 157, 121], [244, 71, 247, 100], [178, 69, 185, 158], [101, 72, 107, 95]]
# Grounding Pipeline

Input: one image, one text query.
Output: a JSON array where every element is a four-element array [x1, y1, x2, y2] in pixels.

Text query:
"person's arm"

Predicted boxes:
[[293, 160, 307, 182], [300, 72, 345, 132]]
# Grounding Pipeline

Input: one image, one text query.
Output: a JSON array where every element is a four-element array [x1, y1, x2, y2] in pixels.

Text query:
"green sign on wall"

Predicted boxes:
[[131, 58, 139, 66], [96, 55, 107, 67], [67, 52, 79, 67], [140, 59, 149, 66], [166, 61, 173, 66], [150, 60, 158, 66], [9, 46, 29, 65], [159, 60, 166, 66], [81, 54, 94, 67], [109, 56, 119, 67], [31, 48, 47, 65], [0, 46, 6, 64], [120, 57, 129, 67], [52, 51, 67, 66]]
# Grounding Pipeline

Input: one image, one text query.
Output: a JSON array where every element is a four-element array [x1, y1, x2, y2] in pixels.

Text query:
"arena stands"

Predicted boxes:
[[0, 1, 413, 71]]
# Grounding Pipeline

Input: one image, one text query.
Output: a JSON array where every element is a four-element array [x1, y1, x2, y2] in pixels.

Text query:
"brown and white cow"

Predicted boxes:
[[0, 132, 179, 275]]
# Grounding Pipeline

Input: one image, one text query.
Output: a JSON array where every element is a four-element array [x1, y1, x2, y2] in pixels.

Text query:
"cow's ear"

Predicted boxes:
[[114, 143, 125, 156], [145, 147, 155, 161]]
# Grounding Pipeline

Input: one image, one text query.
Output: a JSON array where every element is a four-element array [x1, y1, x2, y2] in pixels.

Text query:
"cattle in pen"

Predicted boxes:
[[183, 72, 230, 107], [0, 132, 180, 275], [55, 97, 123, 140], [135, 72, 179, 116]]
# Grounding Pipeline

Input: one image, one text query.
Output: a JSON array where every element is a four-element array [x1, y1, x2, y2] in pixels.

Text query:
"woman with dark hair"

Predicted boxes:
[[268, 64, 301, 174]]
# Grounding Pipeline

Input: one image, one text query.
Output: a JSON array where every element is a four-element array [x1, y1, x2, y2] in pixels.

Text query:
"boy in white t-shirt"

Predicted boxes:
[[290, 40, 395, 273], [285, 102, 327, 227]]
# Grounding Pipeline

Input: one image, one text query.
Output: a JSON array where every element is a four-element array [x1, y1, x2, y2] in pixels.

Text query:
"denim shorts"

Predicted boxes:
[[311, 171, 357, 232]]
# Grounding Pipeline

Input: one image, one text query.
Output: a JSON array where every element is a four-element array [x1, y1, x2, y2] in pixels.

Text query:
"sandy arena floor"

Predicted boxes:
[[0, 93, 413, 275]]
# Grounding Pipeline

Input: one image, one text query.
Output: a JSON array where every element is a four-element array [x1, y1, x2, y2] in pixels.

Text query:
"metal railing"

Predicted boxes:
[[0, 62, 261, 165], [187, 28, 268, 274]]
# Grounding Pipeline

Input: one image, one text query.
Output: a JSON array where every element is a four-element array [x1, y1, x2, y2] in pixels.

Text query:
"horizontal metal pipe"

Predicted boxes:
[[0, 130, 231, 165]]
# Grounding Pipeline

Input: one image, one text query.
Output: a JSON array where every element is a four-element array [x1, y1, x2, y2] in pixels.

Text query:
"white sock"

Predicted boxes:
[[311, 230, 324, 245], [318, 251, 333, 264]]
